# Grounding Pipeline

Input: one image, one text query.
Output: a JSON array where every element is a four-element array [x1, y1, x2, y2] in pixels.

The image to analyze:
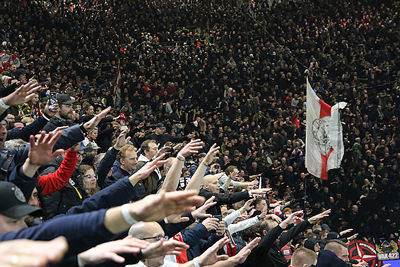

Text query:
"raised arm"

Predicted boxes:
[[161, 139, 204, 192], [38, 144, 79, 196], [186, 143, 219, 192]]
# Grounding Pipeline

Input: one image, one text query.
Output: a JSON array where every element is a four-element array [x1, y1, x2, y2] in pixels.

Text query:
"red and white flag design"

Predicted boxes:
[[305, 78, 347, 180], [113, 64, 121, 107]]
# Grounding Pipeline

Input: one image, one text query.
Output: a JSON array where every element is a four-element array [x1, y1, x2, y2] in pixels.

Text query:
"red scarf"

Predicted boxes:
[[173, 233, 188, 263]]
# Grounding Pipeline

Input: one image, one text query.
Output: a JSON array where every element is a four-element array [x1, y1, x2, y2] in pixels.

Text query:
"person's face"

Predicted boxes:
[[28, 188, 40, 207], [337, 246, 350, 262], [82, 168, 97, 189], [88, 128, 98, 139], [0, 214, 27, 233], [255, 200, 267, 211], [155, 127, 165, 135], [314, 243, 320, 252], [229, 168, 239, 180], [205, 176, 220, 193], [146, 142, 158, 160], [120, 150, 138, 173], [59, 104, 73, 120], [32, 94, 39, 104], [87, 106, 94, 115], [0, 120, 8, 149]]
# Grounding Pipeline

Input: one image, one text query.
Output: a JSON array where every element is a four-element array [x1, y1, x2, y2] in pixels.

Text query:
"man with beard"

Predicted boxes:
[[42, 94, 75, 132]]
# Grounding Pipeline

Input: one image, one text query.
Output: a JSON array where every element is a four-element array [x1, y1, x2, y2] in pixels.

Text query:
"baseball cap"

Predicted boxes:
[[0, 182, 42, 218], [56, 94, 75, 105], [156, 122, 166, 129]]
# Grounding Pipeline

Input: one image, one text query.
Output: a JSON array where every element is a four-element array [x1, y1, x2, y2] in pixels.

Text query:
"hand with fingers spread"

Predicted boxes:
[[196, 237, 230, 266], [83, 107, 111, 132], [192, 196, 216, 219], [142, 239, 189, 259], [179, 139, 204, 158], [229, 237, 261, 265], [202, 143, 220, 166], [77, 236, 149, 265], [242, 198, 256, 212], [2, 81, 42, 106], [129, 190, 205, 222], [22, 131, 64, 177], [308, 209, 331, 224], [280, 210, 304, 229], [114, 129, 132, 150]]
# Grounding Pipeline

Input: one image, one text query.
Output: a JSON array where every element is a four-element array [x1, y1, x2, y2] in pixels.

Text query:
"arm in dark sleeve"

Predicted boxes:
[[53, 125, 84, 151], [181, 222, 210, 247], [66, 177, 138, 215], [161, 213, 196, 238], [96, 147, 118, 189], [199, 189, 250, 205], [255, 224, 284, 257], [6, 116, 48, 141], [0, 209, 114, 256], [278, 220, 312, 248], [7, 163, 39, 200]]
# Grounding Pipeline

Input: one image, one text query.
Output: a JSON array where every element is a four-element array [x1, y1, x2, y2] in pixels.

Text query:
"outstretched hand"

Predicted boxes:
[[28, 131, 64, 166], [114, 129, 131, 150], [2, 81, 42, 106], [197, 237, 230, 266], [78, 236, 149, 265], [308, 209, 331, 224], [83, 107, 111, 132], [179, 139, 204, 157], [203, 143, 220, 165], [192, 196, 217, 219], [130, 154, 168, 184], [129, 190, 205, 222]]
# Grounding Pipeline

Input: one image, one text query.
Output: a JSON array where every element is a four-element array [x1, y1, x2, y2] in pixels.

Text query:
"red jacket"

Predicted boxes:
[[38, 149, 78, 196]]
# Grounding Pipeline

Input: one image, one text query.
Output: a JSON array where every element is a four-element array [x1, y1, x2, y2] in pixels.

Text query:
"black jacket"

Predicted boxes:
[[241, 220, 312, 267], [199, 188, 250, 215]]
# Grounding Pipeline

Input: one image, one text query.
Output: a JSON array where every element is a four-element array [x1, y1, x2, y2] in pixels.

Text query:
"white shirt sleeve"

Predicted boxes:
[[223, 210, 241, 226], [227, 216, 260, 234]]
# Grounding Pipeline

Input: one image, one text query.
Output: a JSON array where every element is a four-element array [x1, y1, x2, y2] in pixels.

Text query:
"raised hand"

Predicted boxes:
[[83, 107, 111, 132], [280, 210, 304, 228], [114, 129, 131, 150], [0, 237, 68, 267], [179, 139, 204, 157], [130, 154, 168, 184], [197, 237, 230, 266], [142, 239, 189, 259], [203, 143, 220, 165], [202, 217, 220, 231], [243, 198, 256, 211], [129, 190, 205, 222], [230, 237, 261, 265], [27, 131, 64, 166], [2, 81, 42, 106], [308, 209, 331, 224], [192, 196, 216, 219], [78, 236, 149, 265]]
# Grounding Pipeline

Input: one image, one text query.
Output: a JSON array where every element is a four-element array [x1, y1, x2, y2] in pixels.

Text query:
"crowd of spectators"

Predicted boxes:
[[0, 0, 399, 266]]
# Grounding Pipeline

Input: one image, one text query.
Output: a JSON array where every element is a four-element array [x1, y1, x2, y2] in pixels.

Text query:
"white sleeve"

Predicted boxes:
[[227, 216, 260, 234], [223, 210, 241, 226]]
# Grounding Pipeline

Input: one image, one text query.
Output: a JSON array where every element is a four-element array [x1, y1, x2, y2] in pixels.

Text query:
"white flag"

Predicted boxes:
[[305, 78, 347, 180]]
